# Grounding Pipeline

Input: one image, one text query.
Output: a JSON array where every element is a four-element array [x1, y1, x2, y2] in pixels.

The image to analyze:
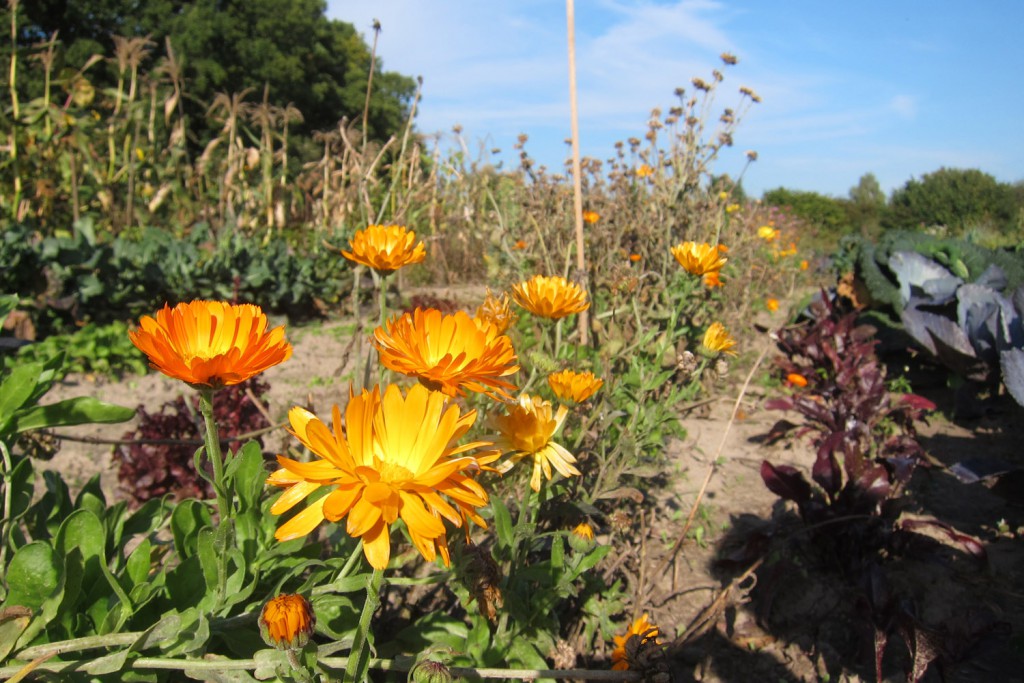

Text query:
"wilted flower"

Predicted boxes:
[[374, 308, 519, 399], [670, 241, 728, 276], [700, 322, 738, 357], [259, 594, 315, 650], [129, 300, 292, 389], [611, 613, 661, 670], [548, 369, 603, 404], [268, 384, 497, 570], [475, 290, 518, 335], [341, 224, 426, 274], [582, 210, 600, 224], [491, 394, 580, 492], [512, 275, 589, 320]]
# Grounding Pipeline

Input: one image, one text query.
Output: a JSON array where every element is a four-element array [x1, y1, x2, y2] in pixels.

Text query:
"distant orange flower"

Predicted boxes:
[[341, 224, 426, 274], [260, 594, 315, 650], [548, 369, 603, 403], [635, 164, 654, 178], [670, 241, 728, 276], [766, 298, 779, 312], [511, 275, 589, 319], [513, 239, 528, 250], [787, 373, 808, 388], [268, 384, 497, 570], [582, 210, 600, 224], [129, 300, 292, 389], [800, 259, 810, 271], [475, 289, 518, 335], [374, 308, 519, 399], [611, 613, 661, 670], [702, 271, 724, 288], [629, 253, 642, 263]]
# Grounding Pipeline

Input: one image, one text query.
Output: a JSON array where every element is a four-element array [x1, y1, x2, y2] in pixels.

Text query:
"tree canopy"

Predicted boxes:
[[20, 0, 416, 141], [885, 167, 1017, 235]]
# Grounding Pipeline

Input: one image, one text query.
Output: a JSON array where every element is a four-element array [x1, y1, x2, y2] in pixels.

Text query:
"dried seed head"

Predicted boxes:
[[691, 77, 710, 91], [720, 52, 738, 65], [746, 150, 759, 161]]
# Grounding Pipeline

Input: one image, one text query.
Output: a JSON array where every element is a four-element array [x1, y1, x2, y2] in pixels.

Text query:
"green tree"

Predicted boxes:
[[846, 172, 886, 237], [885, 167, 1016, 235], [761, 187, 849, 234], [20, 0, 415, 141]]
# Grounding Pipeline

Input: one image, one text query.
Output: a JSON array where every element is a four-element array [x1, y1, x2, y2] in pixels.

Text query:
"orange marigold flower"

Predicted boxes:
[[129, 300, 292, 389], [670, 241, 728, 276], [800, 259, 810, 271], [582, 210, 600, 224], [475, 289, 518, 335], [766, 298, 780, 312], [628, 253, 642, 263], [341, 224, 426, 274], [569, 521, 596, 552], [374, 308, 519, 400], [787, 373, 808, 388], [259, 594, 315, 650], [635, 164, 654, 178], [611, 613, 661, 670], [702, 271, 724, 288], [511, 275, 589, 320], [548, 369, 603, 404], [268, 384, 498, 570], [572, 522, 595, 541], [700, 322, 738, 357], [513, 239, 528, 250], [491, 394, 580, 492]]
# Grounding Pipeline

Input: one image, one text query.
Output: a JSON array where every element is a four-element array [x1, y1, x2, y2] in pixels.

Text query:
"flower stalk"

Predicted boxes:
[[343, 567, 385, 683], [198, 387, 232, 520]]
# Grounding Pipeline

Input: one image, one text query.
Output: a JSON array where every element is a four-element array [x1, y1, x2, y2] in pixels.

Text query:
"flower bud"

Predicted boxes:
[[259, 594, 315, 651], [569, 522, 596, 553], [410, 658, 453, 683]]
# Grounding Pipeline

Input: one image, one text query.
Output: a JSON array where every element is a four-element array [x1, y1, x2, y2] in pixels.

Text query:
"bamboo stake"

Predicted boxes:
[[565, 0, 589, 345]]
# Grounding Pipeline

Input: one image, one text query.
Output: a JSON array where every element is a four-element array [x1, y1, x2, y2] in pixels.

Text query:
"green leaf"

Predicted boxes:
[[228, 441, 266, 511], [550, 534, 565, 572], [55, 509, 107, 598], [196, 527, 220, 597], [0, 606, 32, 662], [4, 541, 60, 611], [171, 499, 212, 559], [126, 539, 152, 588], [490, 497, 513, 551], [12, 396, 135, 434], [0, 362, 42, 435], [8, 455, 35, 521], [74, 474, 107, 519]]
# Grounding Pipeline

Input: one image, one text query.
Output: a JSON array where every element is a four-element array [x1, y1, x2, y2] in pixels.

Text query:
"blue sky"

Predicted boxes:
[[326, 1, 1024, 199]]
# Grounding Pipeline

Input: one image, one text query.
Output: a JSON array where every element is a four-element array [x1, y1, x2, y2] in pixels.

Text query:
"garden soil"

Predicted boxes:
[[35, 289, 1024, 683]]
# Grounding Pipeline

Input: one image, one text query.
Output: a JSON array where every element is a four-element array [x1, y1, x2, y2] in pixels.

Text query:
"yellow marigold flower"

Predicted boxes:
[[268, 384, 498, 570], [700, 322, 738, 357], [718, 191, 729, 200], [757, 225, 778, 241], [259, 594, 315, 650], [766, 298, 779, 312], [582, 210, 600, 224], [670, 241, 728, 276], [374, 308, 519, 400], [341, 224, 426, 274], [611, 613, 661, 671], [548, 369, 603, 404], [491, 394, 580, 492], [725, 203, 740, 214], [129, 300, 292, 389], [787, 373, 808, 388], [511, 275, 589, 320], [475, 289, 518, 335], [572, 522, 595, 541], [635, 164, 654, 178], [702, 271, 724, 288]]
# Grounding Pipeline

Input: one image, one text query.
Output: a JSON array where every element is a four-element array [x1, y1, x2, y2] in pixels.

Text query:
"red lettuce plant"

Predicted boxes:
[[113, 378, 271, 505]]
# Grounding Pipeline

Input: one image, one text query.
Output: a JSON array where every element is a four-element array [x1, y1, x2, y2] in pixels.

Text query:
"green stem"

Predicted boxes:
[[343, 567, 385, 683], [0, 442, 14, 592], [198, 388, 232, 520]]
